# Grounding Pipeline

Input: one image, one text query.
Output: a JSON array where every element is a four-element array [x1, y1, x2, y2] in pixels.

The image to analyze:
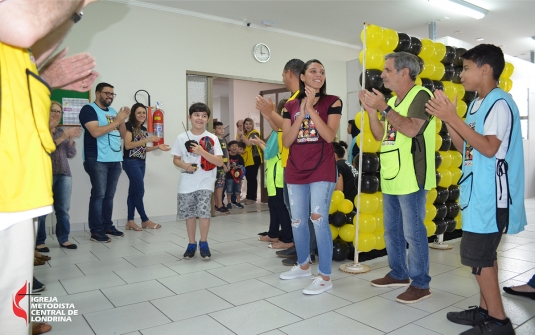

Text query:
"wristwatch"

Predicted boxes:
[[71, 11, 83, 23], [381, 106, 392, 118]]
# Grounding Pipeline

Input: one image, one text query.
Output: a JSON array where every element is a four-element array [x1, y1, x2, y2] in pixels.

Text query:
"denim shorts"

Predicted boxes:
[[460, 208, 508, 268], [177, 189, 213, 220], [225, 178, 242, 195]]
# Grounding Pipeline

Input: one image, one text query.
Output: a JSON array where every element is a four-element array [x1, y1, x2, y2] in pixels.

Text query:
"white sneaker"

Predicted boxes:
[[280, 265, 312, 280], [303, 276, 333, 295]]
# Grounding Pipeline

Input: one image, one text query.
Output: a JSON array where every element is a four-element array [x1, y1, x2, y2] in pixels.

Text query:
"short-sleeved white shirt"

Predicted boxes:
[[471, 98, 512, 208], [170, 130, 222, 194]]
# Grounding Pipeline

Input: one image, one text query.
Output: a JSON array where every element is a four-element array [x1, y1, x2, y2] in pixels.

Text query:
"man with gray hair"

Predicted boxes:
[[359, 51, 436, 303]]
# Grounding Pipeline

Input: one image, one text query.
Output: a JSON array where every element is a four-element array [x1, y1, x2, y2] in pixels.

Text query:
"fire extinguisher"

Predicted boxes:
[[153, 105, 164, 146]]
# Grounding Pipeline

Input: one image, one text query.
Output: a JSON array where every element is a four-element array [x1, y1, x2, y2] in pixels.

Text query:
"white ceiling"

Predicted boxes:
[[124, 0, 535, 61]]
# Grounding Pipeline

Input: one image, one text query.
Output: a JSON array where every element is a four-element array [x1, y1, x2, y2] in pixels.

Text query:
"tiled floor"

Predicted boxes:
[[34, 199, 535, 335]]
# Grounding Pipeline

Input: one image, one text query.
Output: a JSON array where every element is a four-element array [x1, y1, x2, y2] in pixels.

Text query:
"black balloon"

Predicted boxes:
[[434, 219, 448, 235], [408, 36, 422, 55], [346, 211, 357, 225], [417, 56, 425, 75], [454, 48, 467, 67], [442, 46, 456, 65], [383, 91, 393, 102], [463, 91, 477, 103], [435, 186, 450, 204], [395, 33, 411, 52], [447, 185, 460, 202], [439, 121, 448, 135], [435, 151, 443, 170], [361, 174, 379, 194], [332, 238, 350, 261], [446, 219, 457, 232], [452, 67, 463, 84], [439, 134, 452, 151], [436, 171, 441, 187], [421, 78, 435, 92], [446, 202, 460, 219], [433, 80, 444, 92], [330, 211, 347, 228], [435, 203, 447, 219], [357, 153, 380, 172], [442, 64, 455, 81], [359, 70, 384, 90]]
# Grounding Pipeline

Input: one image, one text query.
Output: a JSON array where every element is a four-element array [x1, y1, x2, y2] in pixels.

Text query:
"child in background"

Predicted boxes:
[[225, 140, 245, 209], [171, 103, 223, 259], [213, 121, 229, 214], [236, 141, 247, 203]]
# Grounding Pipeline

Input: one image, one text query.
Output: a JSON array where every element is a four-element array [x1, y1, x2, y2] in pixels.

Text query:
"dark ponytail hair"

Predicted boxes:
[[297, 59, 327, 99], [129, 103, 147, 129]]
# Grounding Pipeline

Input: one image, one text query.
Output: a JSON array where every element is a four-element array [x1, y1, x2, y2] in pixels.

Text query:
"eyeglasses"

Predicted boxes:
[[50, 109, 63, 114], [101, 92, 117, 97]]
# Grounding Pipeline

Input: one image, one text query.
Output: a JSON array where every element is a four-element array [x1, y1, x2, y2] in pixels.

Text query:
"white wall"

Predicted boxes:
[[60, 1, 358, 228]]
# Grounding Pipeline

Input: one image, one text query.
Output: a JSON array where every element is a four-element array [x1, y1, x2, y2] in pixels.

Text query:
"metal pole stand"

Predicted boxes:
[[429, 233, 453, 250]]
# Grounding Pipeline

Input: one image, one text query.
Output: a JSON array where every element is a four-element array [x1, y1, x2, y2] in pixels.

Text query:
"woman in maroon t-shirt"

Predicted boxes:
[[279, 59, 342, 295]]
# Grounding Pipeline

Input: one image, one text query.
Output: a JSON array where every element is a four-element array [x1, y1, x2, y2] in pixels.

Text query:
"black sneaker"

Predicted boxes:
[[216, 206, 230, 214], [234, 203, 244, 209], [199, 241, 211, 259], [460, 318, 514, 335], [282, 255, 315, 266], [447, 306, 488, 326], [105, 227, 124, 237], [276, 246, 297, 258], [32, 277, 45, 293], [226, 203, 232, 210], [183, 243, 197, 259], [90, 233, 111, 243]]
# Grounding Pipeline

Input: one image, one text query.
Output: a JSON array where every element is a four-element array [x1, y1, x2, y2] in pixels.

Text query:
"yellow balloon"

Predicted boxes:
[[355, 111, 371, 131], [435, 116, 443, 134], [357, 233, 376, 252], [424, 220, 437, 237], [437, 168, 452, 188], [499, 77, 512, 92], [427, 188, 437, 204], [442, 81, 456, 102], [357, 193, 379, 214], [329, 199, 337, 214], [420, 60, 436, 78], [358, 214, 377, 233], [502, 62, 514, 78], [359, 48, 385, 70], [430, 61, 445, 81], [380, 28, 399, 52], [337, 199, 354, 214], [374, 212, 384, 232], [456, 99, 467, 118], [415, 76, 422, 86], [425, 203, 437, 221], [331, 190, 345, 204], [449, 167, 462, 184], [356, 133, 381, 153], [453, 83, 465, 100], [374, 231, 386, 250], [433, 42, 446, 62], [376, 192, 383, 212], [439, 151, 452, 169], [455, 214, 463, 229], [360, 25, 384, 49], [329, 224, 339, 240], [450, 150, 462, 168], [435, 133, 443, 151], [419, 39, 435, 59], [339, 224, 356, 242]]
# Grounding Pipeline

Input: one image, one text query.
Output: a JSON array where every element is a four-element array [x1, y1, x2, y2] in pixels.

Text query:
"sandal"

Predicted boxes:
[[268, 242, 294, 249], [34, 258, 46, 266], [34, 251, 51, 261], [142, 220, 161, 229], [125, 220, 143, 231], [243, 199, 255, 205], [258, 235, 279, 242], [32, 322, 52, 335]]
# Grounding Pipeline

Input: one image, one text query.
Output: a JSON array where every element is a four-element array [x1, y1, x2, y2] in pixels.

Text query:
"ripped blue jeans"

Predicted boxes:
[[287, 182, 336, 276]]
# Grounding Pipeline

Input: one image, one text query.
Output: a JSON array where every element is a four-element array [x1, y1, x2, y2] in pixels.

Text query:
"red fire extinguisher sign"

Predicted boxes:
[[153, 109, 164, 146]]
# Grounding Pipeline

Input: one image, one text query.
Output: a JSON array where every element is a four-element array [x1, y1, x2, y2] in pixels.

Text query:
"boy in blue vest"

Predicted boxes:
[[171, 103, 223, 259], [426, 44, 526, 335]]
